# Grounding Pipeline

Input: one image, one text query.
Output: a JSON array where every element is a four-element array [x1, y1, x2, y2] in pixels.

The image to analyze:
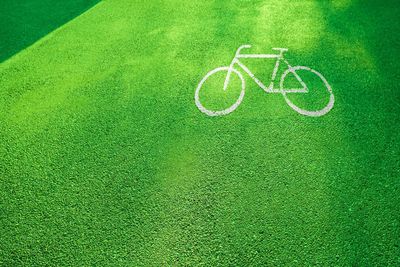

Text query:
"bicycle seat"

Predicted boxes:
[[272, 48, 289, 52]]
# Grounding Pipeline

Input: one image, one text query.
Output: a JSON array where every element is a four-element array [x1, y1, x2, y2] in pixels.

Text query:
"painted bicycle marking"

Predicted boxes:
[[194, 45, 335, 117]]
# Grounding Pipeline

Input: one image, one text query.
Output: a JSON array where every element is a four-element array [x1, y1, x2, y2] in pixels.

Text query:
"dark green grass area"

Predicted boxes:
[[0, 0, 399, 266], [0, 0, 100, 62]]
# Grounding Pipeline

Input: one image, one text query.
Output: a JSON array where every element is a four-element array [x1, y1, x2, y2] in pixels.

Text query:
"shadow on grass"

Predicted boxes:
[[0, 0, 100, 62], [311, 1, 400, 264]]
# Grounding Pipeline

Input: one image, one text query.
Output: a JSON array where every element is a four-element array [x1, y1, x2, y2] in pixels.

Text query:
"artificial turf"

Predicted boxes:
[[0, 0, 100, 62], [0, 0, 399, 265]]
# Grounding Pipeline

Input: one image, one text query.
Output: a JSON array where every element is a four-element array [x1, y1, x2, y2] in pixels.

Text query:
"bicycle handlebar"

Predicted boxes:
[[235, 45, 252, 56]]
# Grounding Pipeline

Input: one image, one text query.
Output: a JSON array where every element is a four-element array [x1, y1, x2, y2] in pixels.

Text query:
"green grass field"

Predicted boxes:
[[1, 0, 399, 265]]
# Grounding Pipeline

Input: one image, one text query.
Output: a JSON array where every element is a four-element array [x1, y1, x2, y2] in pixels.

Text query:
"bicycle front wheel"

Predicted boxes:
[[195, 67, 245, 117], [280, 66, 335, 117]]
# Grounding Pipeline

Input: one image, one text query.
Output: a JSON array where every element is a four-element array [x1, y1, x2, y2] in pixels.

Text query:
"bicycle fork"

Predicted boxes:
[[223, 59, 236, 91], [224, 47, 246, 91]]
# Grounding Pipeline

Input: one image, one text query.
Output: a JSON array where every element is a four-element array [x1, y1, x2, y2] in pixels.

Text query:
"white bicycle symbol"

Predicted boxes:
[[195, 45, 335, 117]]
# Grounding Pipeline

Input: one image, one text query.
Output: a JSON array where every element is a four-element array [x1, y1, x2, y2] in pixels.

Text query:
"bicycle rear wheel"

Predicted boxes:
[[280, 66, 334, 117]]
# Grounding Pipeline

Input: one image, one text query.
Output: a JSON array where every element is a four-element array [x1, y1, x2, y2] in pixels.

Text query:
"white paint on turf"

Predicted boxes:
[[195, 45, 335, 117]]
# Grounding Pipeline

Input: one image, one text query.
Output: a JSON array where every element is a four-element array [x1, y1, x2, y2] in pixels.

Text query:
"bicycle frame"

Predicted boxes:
[[223, 45, 308, 93]]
